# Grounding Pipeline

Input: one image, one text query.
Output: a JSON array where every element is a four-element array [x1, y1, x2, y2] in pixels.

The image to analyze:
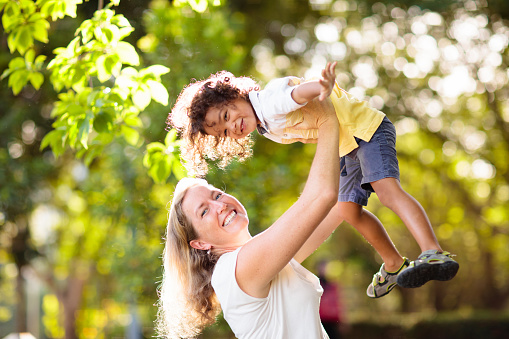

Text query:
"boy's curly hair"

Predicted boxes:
[[169, 71, 260, 176]]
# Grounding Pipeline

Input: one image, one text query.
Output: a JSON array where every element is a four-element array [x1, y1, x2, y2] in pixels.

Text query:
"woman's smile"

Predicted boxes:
[[182, 184, 251, 250], [223, 210, 236, 227]]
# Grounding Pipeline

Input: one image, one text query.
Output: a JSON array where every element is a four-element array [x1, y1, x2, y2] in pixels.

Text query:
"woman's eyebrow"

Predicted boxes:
[[196, 202, 205, 217], [195, 190, 218, 216]]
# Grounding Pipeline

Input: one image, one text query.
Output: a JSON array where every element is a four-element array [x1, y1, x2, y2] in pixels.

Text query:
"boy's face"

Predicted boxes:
[[204, 98, 258, 139]]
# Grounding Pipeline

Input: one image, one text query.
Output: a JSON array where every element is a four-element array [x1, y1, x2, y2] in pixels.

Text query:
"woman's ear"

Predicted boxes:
[[189, 239, 211, 251]]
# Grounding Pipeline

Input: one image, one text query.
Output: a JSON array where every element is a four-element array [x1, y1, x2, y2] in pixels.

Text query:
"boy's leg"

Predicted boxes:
[[354, 116, 458, 288], [370, 178, 441, 252], [337, 202, 409, 298], [338, 201, 404, 272], [338, 153, 408, 298], [371, 177, 459, 287]]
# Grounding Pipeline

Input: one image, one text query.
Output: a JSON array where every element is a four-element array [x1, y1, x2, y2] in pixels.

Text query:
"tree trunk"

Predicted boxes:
[[15, 270, 27, 333], [481, 251, 507, 310], [61, 275, 87, 339], [12, 225, 30, 333]]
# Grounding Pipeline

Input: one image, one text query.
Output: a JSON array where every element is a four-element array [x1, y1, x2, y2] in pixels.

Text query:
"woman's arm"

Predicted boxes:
[[235, 105, 340, 298], [293, 201, 343, 263]]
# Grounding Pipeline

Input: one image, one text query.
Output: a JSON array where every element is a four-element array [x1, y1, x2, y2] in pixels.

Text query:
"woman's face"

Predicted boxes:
[[182, 184, 250, 251]]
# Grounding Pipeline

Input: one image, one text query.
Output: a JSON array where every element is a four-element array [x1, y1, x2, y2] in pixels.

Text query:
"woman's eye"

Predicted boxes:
[[224, 129, 228, 137], [201, 208, 208, 217], [215, 193, 222, 200], [224, 111, 228, 121]]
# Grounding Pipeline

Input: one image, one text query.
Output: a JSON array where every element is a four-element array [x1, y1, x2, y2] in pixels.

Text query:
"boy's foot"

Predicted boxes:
[[367, 258, 410, 298], [396, 250, 459, 288]]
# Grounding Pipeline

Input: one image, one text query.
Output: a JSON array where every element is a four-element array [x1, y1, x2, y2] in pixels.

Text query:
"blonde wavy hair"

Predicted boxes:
[[156, 178, 222, 338], [168, 71, 260, 177]]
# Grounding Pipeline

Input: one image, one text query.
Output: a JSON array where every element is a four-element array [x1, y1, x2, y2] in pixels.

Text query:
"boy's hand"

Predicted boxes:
[[318, 62, 337, 101]]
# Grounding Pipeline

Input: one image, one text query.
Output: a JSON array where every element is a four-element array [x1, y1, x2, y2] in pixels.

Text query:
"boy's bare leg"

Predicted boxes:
[[337, 201, 405, 272], [370, 177, 442, 252]]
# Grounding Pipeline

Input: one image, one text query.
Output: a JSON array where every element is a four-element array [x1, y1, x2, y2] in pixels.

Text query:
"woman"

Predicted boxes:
[[156, 106, 340, 338]]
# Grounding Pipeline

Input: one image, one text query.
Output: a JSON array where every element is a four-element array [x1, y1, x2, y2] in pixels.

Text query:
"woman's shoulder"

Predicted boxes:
[[213, 248, 242, 280]]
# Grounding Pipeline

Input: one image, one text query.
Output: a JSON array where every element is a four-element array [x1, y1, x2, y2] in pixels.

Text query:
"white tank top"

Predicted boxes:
[[211, 248, 329, 339]]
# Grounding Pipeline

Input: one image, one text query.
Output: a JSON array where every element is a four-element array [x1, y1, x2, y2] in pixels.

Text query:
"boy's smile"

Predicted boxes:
[[204, 98, 259, 139]]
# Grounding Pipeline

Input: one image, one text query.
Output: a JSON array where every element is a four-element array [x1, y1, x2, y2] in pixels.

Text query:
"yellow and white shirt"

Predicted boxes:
[[248, 76, 386, 157]]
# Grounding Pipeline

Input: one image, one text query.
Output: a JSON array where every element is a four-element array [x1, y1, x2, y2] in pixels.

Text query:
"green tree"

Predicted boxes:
[[2, 0, 509, 338], [0, 0, 248, 337]]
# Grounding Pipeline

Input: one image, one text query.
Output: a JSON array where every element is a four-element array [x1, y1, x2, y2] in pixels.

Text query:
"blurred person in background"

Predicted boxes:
[[317, 260, 348, 339]]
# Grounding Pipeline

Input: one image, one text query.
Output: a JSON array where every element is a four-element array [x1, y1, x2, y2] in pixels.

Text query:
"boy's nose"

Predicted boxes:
[[227, 121, 238, 134]]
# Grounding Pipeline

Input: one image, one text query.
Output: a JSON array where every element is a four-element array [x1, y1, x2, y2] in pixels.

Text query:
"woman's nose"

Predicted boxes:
[[212, 200, 226, 214]]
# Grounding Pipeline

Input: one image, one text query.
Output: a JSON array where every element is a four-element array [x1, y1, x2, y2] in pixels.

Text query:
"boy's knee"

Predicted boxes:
[[337, 203, 362, 224]]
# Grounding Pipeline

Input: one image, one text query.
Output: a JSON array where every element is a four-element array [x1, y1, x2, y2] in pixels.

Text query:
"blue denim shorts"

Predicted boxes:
[[338, 116, 400, 206]]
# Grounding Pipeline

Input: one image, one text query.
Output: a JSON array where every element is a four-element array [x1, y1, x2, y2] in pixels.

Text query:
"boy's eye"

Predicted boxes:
[[215, 193, 222, 200]]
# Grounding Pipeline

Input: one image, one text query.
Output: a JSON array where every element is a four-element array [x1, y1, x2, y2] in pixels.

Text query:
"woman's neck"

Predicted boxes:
[[212, 234, 252, 257]]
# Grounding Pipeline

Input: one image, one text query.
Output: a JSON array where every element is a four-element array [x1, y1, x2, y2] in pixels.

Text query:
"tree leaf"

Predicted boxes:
[[34, 55, 47, 69], [78, 115, 91, 149], [165, 129, 178, 145], [124, 115, 143, 128], [146, 142, 166, 153], [2, 1, 21, 32], [32, 19, 50, 43], [104, 54, 121, 77], [115, 41, 140, 66], [25, 49, 35, 64], [9, 70, 30, 95], [120, 125, 139, 146], [29, 71, 44, 89], [7, 57, 26, 71], [93, 112, 113, 133], [14, 26, 34, 55], [146, 80, 169, 106], [96, 54, 111, 83], [140, 65, 170, 78], [102, 25, 119, 44], [132, 88, 151, 110]]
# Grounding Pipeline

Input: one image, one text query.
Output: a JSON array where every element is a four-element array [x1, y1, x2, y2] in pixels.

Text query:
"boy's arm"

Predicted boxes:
[[291, 62, 337, 104]]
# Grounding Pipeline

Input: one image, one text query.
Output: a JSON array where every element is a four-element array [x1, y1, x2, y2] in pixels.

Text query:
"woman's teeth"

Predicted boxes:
[[223, 211, 236, 227]]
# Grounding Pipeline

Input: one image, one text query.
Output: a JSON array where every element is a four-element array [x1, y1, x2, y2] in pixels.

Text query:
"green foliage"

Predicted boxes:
[[174, 0, 222, 13], [38, 4, 171, 168], [143, 129, 186, 183], [1, 49, 46, 94], [37, 9, 173, 170], [0, 0, 81, 94], [42, 294, 65, 338], [2, 0, 509, 337], [139, 0, 247, 88], [1, 1, 176, 178]]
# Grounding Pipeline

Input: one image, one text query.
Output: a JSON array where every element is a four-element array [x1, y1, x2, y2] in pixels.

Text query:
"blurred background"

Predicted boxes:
[[1, 0, 509, 338]]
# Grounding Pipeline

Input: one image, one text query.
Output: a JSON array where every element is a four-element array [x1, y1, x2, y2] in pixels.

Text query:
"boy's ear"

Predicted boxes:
[[189, 239, 211, 251]]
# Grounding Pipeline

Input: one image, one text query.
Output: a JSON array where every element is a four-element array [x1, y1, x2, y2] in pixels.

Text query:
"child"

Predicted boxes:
[[169, 62, 459, 298]]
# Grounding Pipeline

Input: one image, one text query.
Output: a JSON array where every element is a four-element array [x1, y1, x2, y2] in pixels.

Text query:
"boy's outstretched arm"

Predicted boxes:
[[291, 62, 337, 104]]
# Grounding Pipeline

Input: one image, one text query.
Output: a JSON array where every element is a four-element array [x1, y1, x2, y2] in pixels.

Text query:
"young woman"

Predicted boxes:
[[156, 107, 340, 338]]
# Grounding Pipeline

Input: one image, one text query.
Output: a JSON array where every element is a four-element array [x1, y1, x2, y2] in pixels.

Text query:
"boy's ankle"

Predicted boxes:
[[384, 258, 406, 273]]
